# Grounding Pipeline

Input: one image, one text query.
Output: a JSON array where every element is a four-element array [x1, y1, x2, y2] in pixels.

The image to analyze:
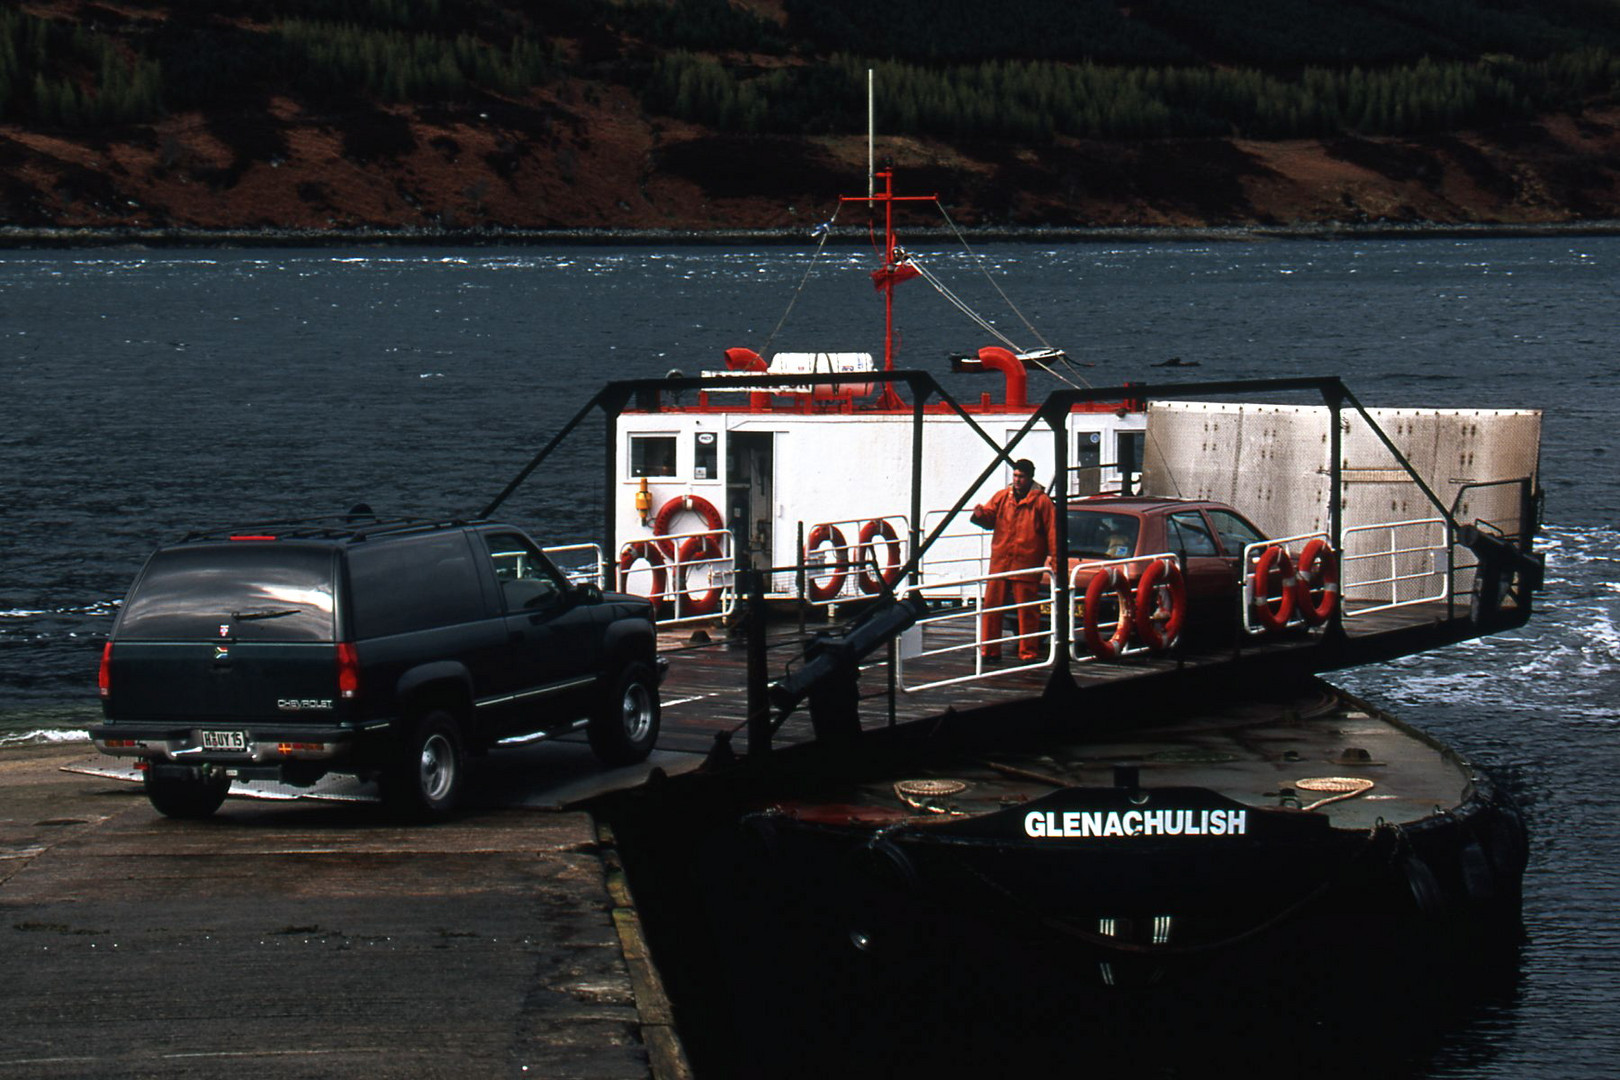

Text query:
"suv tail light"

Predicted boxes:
[[98, 642, 112, 698], [335, 642, 360, 700]]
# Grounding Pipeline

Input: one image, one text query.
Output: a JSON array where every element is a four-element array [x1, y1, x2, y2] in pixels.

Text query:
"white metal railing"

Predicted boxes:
[[914, 509, 993, 597], [616, 528, 735, 625], [1240, 531, 1329, 635], [1338, 517, 1452, 617], [542, 542, 607, 588], [895, 565, 1055, 692], [798, 515, 910, 605], [1066, 552, 1178, 660]]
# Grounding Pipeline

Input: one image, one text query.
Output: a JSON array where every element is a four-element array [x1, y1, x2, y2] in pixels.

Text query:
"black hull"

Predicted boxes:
[[720, 777, 1524, 969], [604, 681, 1530, 1078]]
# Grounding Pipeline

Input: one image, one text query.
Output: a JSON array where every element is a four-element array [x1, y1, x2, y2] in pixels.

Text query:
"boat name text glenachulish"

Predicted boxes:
[[1023, 808, 1249, 839]]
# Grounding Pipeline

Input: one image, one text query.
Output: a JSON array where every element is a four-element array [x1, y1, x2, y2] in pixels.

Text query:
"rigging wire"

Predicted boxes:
[[933, 200, 1095, 389], [934, 201, 1050, 350], [907, 258, 1022, 352], [760, 203, 844, 361], [908, 256, 1085, 391]]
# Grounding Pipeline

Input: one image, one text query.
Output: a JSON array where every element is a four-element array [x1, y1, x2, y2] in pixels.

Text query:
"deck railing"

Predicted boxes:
[[893, 566, 1055, 692], [1238, 532, 1330, 636], [616, 528, 735, 626], [542, 542, 608, 588], [796, 514, 912, 607], [1337, 518, 1453, 617]]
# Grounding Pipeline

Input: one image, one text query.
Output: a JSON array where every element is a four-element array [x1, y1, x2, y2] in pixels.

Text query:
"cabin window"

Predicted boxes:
[[1117, 430, 1144, 476], [629, 435, 678, 477], [1072, 431, 1103, 495], [694, 431, 718, 480], [1113, 431, 1144, 496]]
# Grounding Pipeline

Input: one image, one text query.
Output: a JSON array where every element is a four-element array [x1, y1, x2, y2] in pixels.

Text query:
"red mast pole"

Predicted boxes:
[[843, 168, 935, 410]]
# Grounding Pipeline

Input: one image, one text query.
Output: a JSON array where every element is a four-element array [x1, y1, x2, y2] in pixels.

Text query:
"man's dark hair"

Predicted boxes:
[[1012, 459, 1035, 476]]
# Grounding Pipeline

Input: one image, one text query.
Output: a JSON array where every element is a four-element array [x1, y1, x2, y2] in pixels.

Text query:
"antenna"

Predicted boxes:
[[867, 68, 875, 205]]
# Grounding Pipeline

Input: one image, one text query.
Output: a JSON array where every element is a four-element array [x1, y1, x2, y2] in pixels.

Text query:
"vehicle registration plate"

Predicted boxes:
[[200, 729, 248, 752]]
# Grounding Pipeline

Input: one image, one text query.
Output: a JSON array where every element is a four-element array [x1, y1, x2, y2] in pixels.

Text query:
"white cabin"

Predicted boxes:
[[610, 349, 1145, 611]]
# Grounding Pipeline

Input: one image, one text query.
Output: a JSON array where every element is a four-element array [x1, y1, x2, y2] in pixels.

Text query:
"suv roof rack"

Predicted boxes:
[[179, 515, 484, 545]]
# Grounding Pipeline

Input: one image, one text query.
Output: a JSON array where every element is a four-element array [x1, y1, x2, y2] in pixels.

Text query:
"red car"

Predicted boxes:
[[1065, 497, 1271, 655]]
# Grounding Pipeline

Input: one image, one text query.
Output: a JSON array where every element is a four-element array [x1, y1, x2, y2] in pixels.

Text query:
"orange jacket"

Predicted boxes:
[[972, 485, 1058, 577]]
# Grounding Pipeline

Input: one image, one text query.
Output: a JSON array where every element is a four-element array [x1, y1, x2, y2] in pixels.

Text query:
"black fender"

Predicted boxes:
[[602, 616, 657, 670], [396, 660, 474, 704]]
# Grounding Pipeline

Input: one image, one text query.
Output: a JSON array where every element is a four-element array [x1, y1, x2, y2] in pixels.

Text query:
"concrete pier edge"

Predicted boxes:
[[596, 819, 695, 1080]]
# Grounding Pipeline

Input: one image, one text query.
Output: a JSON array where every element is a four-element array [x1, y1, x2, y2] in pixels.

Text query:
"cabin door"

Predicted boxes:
[[727, 432, 774, 568]]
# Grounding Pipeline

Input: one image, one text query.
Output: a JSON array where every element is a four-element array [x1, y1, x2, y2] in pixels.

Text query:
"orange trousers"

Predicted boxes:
[[981, 577, 1042, 660]]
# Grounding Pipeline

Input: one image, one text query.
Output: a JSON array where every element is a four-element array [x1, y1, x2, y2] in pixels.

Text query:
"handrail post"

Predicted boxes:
[[743, 568, 771, 759], [1325, 381, 1348, 642]]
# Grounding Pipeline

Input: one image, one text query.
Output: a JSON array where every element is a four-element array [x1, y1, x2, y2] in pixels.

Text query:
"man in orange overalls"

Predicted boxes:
[[971, 458, 1058, 662]]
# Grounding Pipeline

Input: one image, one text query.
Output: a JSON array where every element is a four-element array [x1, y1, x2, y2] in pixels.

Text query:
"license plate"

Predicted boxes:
[[200, 729, 248, 752]]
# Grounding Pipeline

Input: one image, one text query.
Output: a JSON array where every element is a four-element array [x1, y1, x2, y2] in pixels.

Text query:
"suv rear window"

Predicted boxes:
[[119, 545, 336, 641], [347, 532, 487, 638]]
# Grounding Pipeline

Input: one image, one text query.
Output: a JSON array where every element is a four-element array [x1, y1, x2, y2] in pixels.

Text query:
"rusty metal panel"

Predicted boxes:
[[1143, 401, 1541, 607]]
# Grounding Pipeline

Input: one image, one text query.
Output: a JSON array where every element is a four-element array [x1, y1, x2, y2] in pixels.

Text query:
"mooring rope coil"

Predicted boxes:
[[1295, 776, 1376, 812]]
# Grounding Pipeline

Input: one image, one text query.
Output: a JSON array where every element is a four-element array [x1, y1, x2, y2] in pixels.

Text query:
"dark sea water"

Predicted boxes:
[[3, 238, 1617, 1073]]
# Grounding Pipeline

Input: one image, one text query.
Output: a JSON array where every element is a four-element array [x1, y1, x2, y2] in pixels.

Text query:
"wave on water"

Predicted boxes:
[[1335, 522, 1620, 725], [0, 728, 88, 747]]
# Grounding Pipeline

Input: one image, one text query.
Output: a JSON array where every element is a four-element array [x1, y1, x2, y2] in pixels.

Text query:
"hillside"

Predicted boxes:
[[5, 0, 1620, 237]]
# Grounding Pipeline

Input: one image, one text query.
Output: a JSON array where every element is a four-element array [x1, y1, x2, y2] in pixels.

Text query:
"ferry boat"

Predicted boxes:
[[484, 168, 1543, 666], [546, 166, 1547, 1064]]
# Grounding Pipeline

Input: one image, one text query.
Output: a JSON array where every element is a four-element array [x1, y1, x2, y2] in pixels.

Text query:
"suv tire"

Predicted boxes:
[[589, 661, 660, 766], [382, 709, 465, 820], [146, 766, 230, 819]]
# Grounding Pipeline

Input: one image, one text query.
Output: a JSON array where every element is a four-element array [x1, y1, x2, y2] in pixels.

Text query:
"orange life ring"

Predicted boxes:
[[652, 494, 724, 557], [855, 519, 903, 594], [1253, 544, 1297, 632], [1082, 567, 1135, 659], [1294, 538, 1339, 626], [617, 541, 668, 607], [1134, 557, 1187, 652], [676, 533, 725, 616], [804, 523, 848, 602]]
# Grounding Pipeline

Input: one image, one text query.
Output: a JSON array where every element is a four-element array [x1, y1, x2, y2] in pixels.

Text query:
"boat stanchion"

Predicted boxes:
[[743, 568, 772, 760]]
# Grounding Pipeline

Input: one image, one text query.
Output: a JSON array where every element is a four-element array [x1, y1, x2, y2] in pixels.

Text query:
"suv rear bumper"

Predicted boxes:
[[88, 722, 377, 768]]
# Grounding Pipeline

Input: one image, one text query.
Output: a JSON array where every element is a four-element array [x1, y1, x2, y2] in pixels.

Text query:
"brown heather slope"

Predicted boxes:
[[5, 82, 1620, 236]]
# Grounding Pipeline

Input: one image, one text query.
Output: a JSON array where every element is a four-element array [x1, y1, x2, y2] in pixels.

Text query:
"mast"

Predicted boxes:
[[839, 70, 934, 409]]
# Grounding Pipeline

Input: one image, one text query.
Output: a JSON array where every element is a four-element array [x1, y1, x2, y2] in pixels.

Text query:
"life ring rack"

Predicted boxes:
[[675, 533, 725, 616], [1081, 565, 1135, 659], [1294, 538, 1340, 626], [1252, 544, 1298, 633], [1134, 556, 1187, 652], [855, 518, 905, 594], [651, 494, 724, 557], [804, 523, 849, 602], [616, 540, 668, 609]]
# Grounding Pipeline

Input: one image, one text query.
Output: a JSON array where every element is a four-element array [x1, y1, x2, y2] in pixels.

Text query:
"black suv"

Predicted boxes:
[[91, 517, 663, 819]]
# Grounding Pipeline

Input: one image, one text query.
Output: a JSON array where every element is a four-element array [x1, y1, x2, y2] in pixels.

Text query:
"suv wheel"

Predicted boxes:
[[145, 766, 231, 819], [382, 709, 465, 819], [589, 661, 661, 766]]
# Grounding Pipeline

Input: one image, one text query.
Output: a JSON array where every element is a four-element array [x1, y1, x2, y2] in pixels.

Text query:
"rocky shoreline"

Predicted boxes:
[[9, 218, 1620, 249]]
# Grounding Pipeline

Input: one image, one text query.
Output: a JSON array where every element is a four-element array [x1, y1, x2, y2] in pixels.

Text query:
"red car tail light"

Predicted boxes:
[[335, 642, 360, 700], [98, 642, 112, 698]]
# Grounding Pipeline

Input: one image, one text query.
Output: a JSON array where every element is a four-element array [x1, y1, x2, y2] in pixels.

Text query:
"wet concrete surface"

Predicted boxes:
[[0, 744, 680, 1079]]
